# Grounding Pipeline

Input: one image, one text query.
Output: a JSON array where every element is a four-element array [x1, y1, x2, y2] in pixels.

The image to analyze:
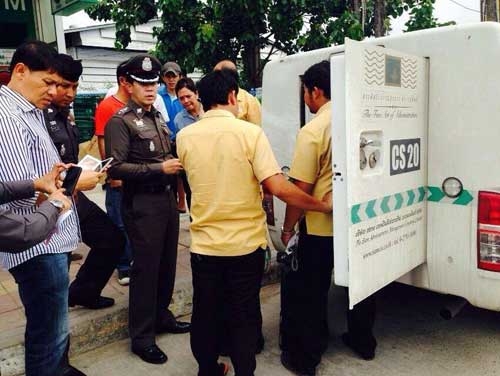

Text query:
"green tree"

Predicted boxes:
[[87, 0, 452, 88]]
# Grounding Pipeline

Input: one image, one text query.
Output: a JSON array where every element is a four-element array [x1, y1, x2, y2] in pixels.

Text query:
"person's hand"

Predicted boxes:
[[47, 189, 72, 213], [162, 158, 183, 175], [75, 170, 104, 191], [321, 191, 333, 213], [34, 163, 70, 194], [108, 179, 123, 188], [281, 228, 295, 246]]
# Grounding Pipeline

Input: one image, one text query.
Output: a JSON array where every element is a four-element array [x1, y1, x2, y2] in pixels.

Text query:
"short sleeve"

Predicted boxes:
[[288, 127, 318, 184], [251, 130, 281, 182]]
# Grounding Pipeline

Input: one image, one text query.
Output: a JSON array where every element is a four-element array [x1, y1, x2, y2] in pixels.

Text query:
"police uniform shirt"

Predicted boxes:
[[105, 99, 174, 185], [44, 104, 79, 164], [288, 101, 333, 236], [176, 109, 281, 257]]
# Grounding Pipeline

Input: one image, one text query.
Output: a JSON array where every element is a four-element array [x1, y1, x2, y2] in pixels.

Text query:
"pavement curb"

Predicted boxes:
[[0, 261, 281, 376]]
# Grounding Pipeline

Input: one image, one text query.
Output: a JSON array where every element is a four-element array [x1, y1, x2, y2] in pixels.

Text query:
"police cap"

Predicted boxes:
[[124, 54, 161, 83]]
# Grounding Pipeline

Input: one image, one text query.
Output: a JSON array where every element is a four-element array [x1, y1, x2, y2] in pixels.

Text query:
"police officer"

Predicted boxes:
[[105, 54, 190, 365], [44, 54, 123, 312]]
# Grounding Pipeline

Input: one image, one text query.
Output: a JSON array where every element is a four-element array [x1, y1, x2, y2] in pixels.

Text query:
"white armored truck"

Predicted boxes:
[[262, 22, 500, 313]]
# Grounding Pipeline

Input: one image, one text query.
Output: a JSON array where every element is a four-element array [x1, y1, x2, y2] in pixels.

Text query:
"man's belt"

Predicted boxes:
[[127, 184, 172, 194]]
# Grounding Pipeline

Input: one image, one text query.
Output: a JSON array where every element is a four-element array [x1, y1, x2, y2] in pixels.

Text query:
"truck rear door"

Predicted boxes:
[[333, 39, 429, 308]]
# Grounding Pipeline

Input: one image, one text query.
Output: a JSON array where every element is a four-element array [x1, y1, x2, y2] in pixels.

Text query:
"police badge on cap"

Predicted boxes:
[[125, 54, 161, 83]]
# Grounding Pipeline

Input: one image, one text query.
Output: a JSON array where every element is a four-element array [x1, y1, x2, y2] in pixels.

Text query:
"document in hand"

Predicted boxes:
[[78, 155, 113, 172]]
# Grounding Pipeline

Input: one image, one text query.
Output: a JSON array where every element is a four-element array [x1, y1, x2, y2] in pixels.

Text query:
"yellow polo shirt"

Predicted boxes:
[[177, 109, 281, 256], [289, 101, 333, 236], [237, 88, 261, 126]]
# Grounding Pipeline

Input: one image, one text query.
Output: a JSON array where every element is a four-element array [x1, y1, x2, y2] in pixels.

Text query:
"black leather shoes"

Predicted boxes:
[[60, 364, 87, 376], [132, 344, 168, 364], [341, 332, 376, 360], [68, 296, 115, 310], [157, 320, 191, 334], [280, 352, 316, 376]]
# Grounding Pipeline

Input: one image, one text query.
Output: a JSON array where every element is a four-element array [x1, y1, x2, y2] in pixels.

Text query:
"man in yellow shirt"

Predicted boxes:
[[213, 60, 261, 126], [177, 69, 331, 376], [280, 61, 376, 375]]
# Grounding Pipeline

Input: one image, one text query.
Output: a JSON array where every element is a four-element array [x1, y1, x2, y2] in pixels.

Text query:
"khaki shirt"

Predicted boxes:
[[237, 88, 261, 126], [177, 109, 281, 256], [289, 102, 333, 236], [104, 100, 174, 187]]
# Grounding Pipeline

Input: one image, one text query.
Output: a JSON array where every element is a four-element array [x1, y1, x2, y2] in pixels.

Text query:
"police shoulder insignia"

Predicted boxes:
[[142, 57, 152, 72]]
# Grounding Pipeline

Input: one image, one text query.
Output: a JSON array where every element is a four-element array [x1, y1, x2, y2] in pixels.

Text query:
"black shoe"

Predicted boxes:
[[68, 296, 115, 310], [60, 364, 86, 376], [341, 332, 376, 360], [132, 344, 168, 364], [157, 320, 191, 334], [280, 352, 315, 376]]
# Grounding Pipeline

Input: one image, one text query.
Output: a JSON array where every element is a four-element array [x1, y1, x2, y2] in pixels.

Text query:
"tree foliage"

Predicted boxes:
[[87, 0, 454, 88]]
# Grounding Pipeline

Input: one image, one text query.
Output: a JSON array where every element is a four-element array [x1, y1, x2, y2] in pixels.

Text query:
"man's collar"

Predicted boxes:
[[316, 101, 331, 116], [202, 109, 236, 119], [127, 99, 157, 118], [0, 85, 37, 113]]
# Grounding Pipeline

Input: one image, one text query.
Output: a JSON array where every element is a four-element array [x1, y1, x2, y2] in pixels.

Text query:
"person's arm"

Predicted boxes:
[[0, 180, 35, 204], [281, 179, 313, 245], [97, 136, 106, 160], [262, 174, 330, 214], [0, 189, 71, 252]]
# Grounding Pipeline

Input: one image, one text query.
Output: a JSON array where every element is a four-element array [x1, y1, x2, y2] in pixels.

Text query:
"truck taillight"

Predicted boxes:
[[262, 186, 275, 226], [477, 191, 500, 272]]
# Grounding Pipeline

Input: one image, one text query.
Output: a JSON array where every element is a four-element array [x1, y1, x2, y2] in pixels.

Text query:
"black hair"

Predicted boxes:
[[302, 60, 331, 99], [9, 41, 58, 73], [220, 66, 239, 83], [197, 70, 239, 111], [175, 77, 197, 95], [55, 54, 83, 82], [116, 58, 130, 84]]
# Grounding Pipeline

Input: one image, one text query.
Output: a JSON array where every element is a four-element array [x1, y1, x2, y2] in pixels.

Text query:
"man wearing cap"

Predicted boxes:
[[158, 61, 183, 137], [105, 54, 191, 365], [158, 61, 187, 213]]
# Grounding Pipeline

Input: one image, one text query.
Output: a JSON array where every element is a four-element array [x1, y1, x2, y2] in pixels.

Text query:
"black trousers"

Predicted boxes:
[[280, 222, 334, 371], [122, 190, 179, 349], [69, 191, 123, 302], [191, 248, 265, 376], [280, 222, 377, 370]]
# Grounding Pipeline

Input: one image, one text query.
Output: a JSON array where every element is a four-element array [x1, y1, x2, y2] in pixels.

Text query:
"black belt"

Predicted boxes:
[[128, 184, 171, 194]]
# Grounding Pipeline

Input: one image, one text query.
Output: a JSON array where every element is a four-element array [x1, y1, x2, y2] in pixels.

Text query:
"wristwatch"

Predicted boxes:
[[48, 199, 65, 212], [281, 226, 295, 234]]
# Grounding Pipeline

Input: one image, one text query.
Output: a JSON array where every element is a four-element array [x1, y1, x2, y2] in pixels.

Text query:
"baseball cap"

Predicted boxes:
[[162, 61, 181, 76]]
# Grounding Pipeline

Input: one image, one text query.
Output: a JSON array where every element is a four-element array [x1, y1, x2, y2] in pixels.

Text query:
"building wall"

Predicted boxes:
[[67, 46, 143, 91]]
